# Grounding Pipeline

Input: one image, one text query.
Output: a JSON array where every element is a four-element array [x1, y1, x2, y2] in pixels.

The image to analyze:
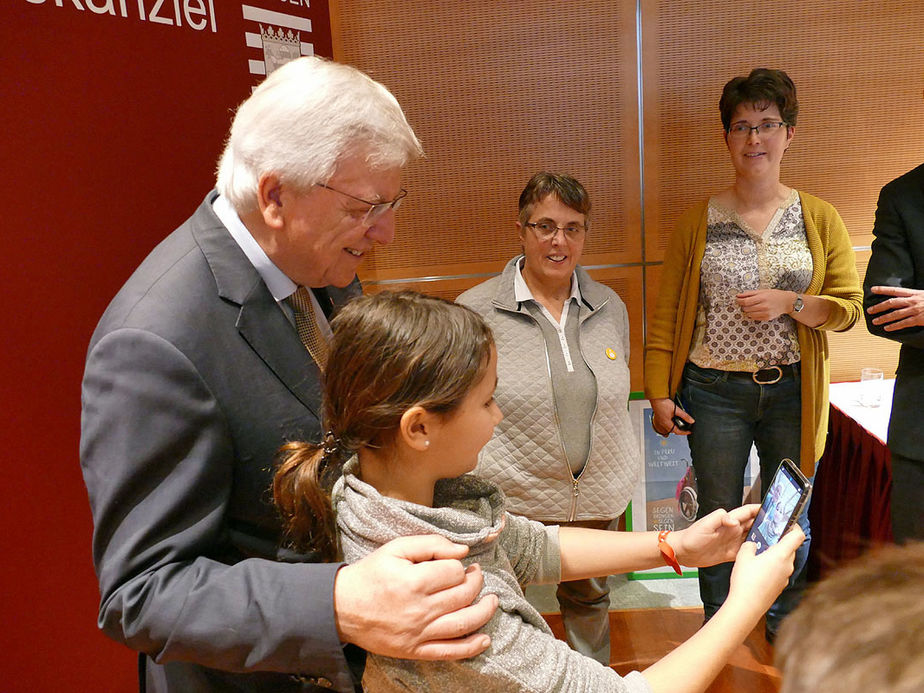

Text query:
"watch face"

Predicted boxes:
[[793, 297, 805, 312]]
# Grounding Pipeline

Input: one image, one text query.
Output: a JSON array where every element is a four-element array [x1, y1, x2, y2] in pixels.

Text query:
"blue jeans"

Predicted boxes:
[[681, 362, 812, 634]]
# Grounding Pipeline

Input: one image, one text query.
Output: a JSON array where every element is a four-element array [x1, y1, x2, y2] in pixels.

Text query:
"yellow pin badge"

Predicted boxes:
[[605, 348, 617, 360]]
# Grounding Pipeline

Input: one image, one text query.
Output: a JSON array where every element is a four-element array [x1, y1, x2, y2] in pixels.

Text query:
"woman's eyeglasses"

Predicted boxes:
[[726, 121, 787, 139], [525, 221, 586, 240]]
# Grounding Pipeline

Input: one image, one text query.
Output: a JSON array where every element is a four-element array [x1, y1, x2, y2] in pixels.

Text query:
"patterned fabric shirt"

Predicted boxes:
[[688, 190, 812, 371]]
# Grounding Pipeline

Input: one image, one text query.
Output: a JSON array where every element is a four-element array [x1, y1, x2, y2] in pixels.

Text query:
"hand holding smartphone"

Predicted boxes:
[[746, 459, 812, 554], [672, 393, 693, 432]]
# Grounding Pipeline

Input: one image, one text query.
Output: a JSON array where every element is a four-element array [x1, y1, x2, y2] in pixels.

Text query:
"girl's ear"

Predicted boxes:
[[399, 406, 434, 452]]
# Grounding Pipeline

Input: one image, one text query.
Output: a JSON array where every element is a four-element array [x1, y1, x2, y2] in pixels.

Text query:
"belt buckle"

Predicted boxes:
[[752, 365, 782, 385]]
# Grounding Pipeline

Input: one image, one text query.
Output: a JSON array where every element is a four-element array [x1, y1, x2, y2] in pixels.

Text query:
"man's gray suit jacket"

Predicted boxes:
[[80, 191, 362, 692]]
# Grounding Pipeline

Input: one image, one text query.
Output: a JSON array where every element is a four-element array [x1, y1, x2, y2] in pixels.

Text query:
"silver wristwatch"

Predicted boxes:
[[791, 294, 805, 313]]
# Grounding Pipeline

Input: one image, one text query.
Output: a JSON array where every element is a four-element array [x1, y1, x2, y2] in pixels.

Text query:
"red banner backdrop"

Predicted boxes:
[[1, 3, 332, 689]]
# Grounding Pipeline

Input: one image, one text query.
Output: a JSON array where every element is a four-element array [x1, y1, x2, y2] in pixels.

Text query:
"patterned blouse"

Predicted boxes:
[[688, 189, 812, 371]]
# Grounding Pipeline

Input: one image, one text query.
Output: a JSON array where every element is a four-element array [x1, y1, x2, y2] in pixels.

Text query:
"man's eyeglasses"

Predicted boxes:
[[726, 121, 787, 139], [525, 221, 586, 240], [315, 183, 408, 225]]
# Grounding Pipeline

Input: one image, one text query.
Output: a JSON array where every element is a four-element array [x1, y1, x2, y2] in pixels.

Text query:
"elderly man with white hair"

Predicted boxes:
[[80, 57, 497, 693]]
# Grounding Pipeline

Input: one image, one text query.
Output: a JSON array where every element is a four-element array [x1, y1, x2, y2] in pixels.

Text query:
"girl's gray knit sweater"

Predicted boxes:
[[332, 458, 652, 693]]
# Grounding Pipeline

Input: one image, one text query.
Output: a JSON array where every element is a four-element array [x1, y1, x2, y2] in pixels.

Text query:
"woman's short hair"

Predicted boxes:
[[719, 68, 798, 130], [216, 56, 423, 213], [517, 171, 591, 228]]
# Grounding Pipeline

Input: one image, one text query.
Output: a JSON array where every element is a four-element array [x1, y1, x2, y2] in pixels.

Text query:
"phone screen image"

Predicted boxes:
[[746, 460, 811, 554]]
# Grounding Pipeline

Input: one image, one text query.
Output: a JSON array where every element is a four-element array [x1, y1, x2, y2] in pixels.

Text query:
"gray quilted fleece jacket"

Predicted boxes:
[[332, 457, 652, 693], [457, 257, 639, 522]]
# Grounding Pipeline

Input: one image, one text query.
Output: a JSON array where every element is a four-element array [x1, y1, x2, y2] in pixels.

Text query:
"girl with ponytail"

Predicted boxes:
[[273, 290, 802, 693]]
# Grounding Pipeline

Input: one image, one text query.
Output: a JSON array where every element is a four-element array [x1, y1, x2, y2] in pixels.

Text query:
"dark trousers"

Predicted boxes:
[[890, 450, 924, 542]]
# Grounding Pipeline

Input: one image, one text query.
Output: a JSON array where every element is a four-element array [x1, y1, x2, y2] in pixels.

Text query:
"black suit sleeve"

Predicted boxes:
[[863, 180, 924, 349]]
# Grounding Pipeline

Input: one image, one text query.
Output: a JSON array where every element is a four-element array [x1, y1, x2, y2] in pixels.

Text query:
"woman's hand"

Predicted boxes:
[[735, 289, 793, 321], [650, 397, 693, 437], [737, 289, 831, 327], [672, 505, 760, 567]]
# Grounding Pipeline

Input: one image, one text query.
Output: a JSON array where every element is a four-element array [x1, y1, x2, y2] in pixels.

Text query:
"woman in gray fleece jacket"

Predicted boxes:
[[274, 290, 803, 693]]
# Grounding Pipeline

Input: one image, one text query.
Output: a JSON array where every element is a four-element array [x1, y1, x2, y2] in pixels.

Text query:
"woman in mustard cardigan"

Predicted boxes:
[[644, 68, 861, 641]]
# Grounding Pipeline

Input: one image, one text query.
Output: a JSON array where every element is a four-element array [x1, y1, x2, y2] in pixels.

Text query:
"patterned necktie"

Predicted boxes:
[[286, 286, 330, 371]]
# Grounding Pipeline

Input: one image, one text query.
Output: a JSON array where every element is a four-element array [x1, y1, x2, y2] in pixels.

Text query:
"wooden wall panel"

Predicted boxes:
[[363, 276, 492, 303], [334, 0, 641, 280], [641, 0, 924, 261], [334, 0, 922, 393]]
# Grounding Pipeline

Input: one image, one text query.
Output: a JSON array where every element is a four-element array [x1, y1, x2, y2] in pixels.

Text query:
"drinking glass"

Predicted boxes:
[[859, 367, 884, 407]]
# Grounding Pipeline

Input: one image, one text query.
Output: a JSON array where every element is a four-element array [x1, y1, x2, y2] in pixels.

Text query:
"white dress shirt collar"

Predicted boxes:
[[212, 194, 297, 302], [513, 255, 582, 306]]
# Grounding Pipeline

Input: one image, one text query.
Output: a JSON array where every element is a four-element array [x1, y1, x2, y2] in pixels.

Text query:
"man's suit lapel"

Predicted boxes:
[[190, 192, 323, 418], [236, 285, 324, 416]]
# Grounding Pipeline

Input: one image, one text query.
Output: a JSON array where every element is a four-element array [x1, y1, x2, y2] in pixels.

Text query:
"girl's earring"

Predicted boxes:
[[424, 440, 430, 448]]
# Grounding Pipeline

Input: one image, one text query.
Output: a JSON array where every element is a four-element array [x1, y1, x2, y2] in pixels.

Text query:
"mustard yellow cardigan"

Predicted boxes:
[[644, 191, 862, 475]]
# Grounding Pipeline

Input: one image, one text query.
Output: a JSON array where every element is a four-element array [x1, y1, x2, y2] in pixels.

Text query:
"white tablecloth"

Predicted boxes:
[[827, 379, 895, 444]]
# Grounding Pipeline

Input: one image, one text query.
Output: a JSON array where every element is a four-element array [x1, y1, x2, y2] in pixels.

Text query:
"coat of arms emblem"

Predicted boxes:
[[260, 25, 301, 75]]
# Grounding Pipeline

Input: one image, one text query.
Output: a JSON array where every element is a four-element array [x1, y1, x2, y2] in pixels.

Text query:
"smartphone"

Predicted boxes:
[[746, 459, 812, 554], [672, 393, 693, 432]]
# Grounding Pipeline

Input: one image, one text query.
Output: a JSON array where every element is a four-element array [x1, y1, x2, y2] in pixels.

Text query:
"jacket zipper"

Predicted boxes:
[[566, 299, 609, 520], [501, 293, 608, 522], [546, 350, 582, 522]]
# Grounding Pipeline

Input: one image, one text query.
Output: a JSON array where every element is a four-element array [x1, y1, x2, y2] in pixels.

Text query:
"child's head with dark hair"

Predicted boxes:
[[274, 290, 496, 559]]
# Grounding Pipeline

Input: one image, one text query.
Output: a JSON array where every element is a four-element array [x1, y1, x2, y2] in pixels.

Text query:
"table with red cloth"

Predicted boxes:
[[808, 379, 895, 580]]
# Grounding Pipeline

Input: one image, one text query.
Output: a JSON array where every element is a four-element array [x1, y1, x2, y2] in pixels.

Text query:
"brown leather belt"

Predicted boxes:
[[749, 363, 799, 384], [723, 364, 799, 384], [752, 366, 783, 384]]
